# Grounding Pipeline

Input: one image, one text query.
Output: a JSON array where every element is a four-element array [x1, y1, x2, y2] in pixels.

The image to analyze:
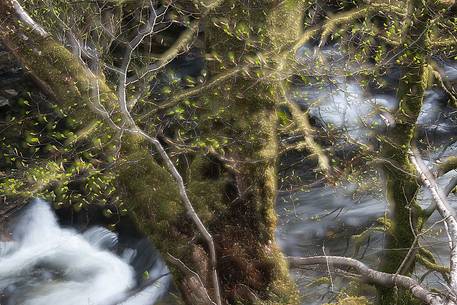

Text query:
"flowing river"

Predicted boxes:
[[0, 199, 170, 305]]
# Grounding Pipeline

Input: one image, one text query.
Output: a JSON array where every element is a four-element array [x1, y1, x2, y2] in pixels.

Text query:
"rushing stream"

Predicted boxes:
[[0, 199, 170, 305]]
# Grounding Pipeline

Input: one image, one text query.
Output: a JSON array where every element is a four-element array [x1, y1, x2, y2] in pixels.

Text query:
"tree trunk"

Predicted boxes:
[[377, 1, 432, 304]]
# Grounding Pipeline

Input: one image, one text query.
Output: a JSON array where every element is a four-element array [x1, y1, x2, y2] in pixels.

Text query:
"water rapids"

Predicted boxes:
[[0, 199, 170, 305]]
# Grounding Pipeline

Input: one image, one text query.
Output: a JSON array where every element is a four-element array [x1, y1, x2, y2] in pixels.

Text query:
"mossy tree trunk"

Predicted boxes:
[[0, 0, 304, 304], [377, 1, 433, 304], [177, 1, 306, 304]]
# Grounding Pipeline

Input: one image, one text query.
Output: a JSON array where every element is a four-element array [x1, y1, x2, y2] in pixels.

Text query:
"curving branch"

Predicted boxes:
[[123, 126, 223, 305], [98, 11, 224, 305], [286, 2, 406, 54], [10, 0, 48, 38], [112, 5, 222, 303], [429, 63, 457, 108], [126, 0, 224, 85], [142, 66, 244, 116], [126, 19, 200, 85], [431, 37, 457, 49], [288, 256, 446, 305], [423, 175, 457, 218], [126, 0, 223, 85], [117, 3, 168, 123]]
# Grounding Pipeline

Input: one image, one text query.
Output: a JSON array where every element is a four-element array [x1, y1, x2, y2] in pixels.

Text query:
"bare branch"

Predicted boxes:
[[118, 4, 165, 125], [139, 66, 244, 119], [1, 2, 223, 304], [10, 0, 48, 38], [431, 37, 457, 49], [423, 175, 457, 218], [410, 147, 457, 293], [127, 0, 225, 85], [194, 0, 225, 11], [287, 2, 406, 54], [113, 12, 223, 299], [167, 253, 217, 305], [126, 126, 222, 305], [127, 19, 200, 85], [429, 63, 457, 108], [288, 256, 446, 305]]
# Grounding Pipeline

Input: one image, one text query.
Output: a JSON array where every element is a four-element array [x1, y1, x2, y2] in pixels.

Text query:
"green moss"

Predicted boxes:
[[377, 1, 431, 304], [325, 296, 371, 305], [258, 245, 300, 305], [118, 150, 182, 222]]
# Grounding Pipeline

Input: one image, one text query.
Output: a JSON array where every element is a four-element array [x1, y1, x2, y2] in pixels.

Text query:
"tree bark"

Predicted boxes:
[[378, 1, 432, 304], [167, 1, 306, 304]]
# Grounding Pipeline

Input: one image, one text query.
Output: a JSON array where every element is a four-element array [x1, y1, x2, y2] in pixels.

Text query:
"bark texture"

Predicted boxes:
[[378, 1, 432, 304]]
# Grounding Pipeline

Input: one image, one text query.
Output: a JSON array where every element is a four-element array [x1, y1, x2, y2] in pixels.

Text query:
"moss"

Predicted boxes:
[[322, 281, 374, 305], [162, 1, 310, 304], [377, 1, 431, 304], [325, 296, 371, 305], [258, 244, 300, 305], [154, 155, 228, 223], [117, 148, 183, 248]]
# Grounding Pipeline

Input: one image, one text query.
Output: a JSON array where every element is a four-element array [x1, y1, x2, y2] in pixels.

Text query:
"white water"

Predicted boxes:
[[0, 199, 170, 305], [293, 46, 457, 144]]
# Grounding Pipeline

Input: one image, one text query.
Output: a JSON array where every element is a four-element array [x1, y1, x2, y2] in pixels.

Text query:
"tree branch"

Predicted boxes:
[[429, 63, 457, 108], [279, 83, 331, 175], [410, 147, 457, 292], [141, 66, 244, 117], [288, 256, 446, 305], [288, 2, 406, 54], [9, 0, 48, 38], [127, 126, 223, 305]]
